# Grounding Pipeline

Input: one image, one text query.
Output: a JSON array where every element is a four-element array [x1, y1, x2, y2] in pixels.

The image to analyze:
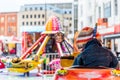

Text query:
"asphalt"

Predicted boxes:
[[0, 68, 54, 80]]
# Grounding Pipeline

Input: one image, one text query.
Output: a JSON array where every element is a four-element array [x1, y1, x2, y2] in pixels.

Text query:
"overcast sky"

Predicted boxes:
[[0, 0, 73, 12]]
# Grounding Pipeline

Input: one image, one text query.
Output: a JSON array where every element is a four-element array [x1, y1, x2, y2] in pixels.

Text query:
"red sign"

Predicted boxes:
[[98, 27, 114, 35], [98, 24, 120, 36], [97, 18, 108, 28], [114, 24, 120, 33]]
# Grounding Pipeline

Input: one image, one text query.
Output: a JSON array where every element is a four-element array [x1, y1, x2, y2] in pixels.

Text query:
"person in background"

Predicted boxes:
[[73, 27, 119, 69]]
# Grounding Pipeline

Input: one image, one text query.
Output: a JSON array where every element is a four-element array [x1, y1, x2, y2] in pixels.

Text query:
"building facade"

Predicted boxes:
[[96, 0, 120, 53], [0, 12, 18, 56], [18, 3, 73, 52], [77, 0, 120, 53], [78, 0, 96, 30], [18, 3, 73, 39], [72, 0, 78, 33], [0, 12, 18, 36]]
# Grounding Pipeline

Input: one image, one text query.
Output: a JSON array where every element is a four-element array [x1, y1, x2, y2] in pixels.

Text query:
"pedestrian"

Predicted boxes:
[[73, 27, 119, 69]]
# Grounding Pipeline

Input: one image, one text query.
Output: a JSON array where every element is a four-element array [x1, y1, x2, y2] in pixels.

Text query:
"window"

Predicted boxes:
[[7, 17, 15, 22], [26, 15, 28, 18], [81, 22, 83, 28], [42, 14, 45, 18], [34, 14, 36, 18], [88, 16, 92, 24], [40, 7, 42, 10], [114, 0, 118, 15], [34, 22, 36, 25], [26, 22, 28, 25], [64, 11, 67, 14], [7, 17, 11, 22], [49, 7, 52, 10], [25, 8, 27, 11], [8, 26, 12, 32], [69, 30, 72, 34], [35, 7, 37, 10], [38, 14, 40, 18], [69, 23, 72, 27], [74, 19, 78, 32], [42, 21, 45, 25], [74, 0, 78, 1], [22, 15, 24, 19], [30, 7, 32, 11], [30, 15, 32, 18], [98, 7, 101, 18], [22, 22, 24, 25], [0, 27, 4, 34], [30, 22, 32, 25], [0, 17, 4, 23], [74, 5, 78, 19], [104, 2, 111, 18], [38, 21, 41, 25], [11, 17, 15, 22]]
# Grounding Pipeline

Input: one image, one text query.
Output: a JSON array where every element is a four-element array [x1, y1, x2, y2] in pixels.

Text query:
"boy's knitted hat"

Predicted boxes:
[[76, 27, 101, 45]]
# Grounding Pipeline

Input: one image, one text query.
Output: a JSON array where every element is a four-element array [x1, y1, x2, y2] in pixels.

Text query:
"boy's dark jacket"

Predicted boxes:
[[73, 38, 118, 68]]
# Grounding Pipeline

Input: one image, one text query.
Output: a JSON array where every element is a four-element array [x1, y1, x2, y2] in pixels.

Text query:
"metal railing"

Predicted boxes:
[[41, 53, 60, 74]]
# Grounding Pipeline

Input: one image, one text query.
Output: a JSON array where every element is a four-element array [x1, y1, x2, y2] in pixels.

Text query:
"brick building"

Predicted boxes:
[[0, 12, 18, 37]]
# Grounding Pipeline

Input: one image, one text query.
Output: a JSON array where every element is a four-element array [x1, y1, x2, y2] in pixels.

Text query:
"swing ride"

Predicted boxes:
[[6, 16, 73, 76]]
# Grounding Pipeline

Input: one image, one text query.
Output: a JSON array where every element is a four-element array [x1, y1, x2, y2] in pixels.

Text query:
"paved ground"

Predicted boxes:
[[0, 69, 54, 80]]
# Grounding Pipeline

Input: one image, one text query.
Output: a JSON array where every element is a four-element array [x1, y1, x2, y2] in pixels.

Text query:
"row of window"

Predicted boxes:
[[63, 23, 72, 27], [25, 7, 43, 11], [22, 14, 72, 21], [22, 21, 72, 27], [100, 0, 118, 18], [63, 29, 72, 34], [79, 0, 118, 18], [64, 11, 72, 14], [24, 7, 72, 14], [22, 14, 45, 19], [22, 21, 45, 26], [64, 17, 72, 20], [0, 16, 16, 23], [0, 27, 16, 35]]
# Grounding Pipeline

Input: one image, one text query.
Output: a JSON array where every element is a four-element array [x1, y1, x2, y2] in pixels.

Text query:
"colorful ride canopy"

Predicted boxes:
[[44, 16, 63, 34]]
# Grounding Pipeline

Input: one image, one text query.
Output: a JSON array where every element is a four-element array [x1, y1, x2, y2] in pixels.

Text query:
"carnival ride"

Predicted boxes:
[[53, 25, 120, 80], [54, 66, 120, 80], [7, 16, 73, 76]]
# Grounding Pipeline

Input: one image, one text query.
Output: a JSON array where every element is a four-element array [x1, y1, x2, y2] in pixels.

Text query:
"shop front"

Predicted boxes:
[[0, 36, 21, 57], [98, 24, 120, 57]]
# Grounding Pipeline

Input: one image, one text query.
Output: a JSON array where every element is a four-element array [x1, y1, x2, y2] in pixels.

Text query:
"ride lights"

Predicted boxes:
[[57, 68, 68, 76]]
